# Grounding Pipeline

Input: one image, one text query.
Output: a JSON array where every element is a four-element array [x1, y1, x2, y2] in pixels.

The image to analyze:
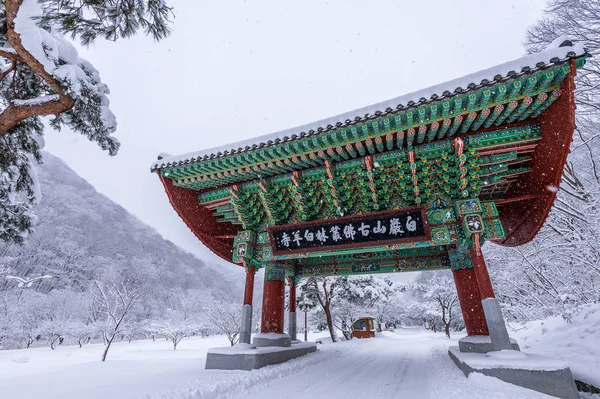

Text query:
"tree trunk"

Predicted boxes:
[[2, 0, 77, 136], [102, 336, 115, 362], [445, 324, 450, 339], [50, 335, 59, 350], [323, 306, 337, 342]]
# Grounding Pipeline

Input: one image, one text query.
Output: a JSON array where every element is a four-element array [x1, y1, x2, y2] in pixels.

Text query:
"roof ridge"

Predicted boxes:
[[152, 41, 588, 172]]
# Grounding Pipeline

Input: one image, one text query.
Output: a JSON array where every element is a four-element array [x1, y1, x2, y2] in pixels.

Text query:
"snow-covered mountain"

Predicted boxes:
[[0, 152, 241, 300]]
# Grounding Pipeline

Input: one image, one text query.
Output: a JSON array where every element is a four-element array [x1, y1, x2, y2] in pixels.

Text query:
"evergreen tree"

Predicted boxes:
[[0, 0, 172, 243]]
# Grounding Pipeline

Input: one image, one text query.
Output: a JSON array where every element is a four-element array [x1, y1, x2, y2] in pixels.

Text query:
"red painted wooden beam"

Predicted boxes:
[[497, 60, 577, 247], [157, 173, 239, 263]]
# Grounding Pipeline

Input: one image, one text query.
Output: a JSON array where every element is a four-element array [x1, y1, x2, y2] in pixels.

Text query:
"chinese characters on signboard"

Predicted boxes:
[[269, 209, 428, 254]]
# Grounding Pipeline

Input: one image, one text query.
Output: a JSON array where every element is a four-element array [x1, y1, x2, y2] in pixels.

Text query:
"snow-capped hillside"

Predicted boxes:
[[0, 152, 241, 298]]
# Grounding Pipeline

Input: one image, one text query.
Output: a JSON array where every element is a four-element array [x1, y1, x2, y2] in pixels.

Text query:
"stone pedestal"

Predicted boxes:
[[288, 311, 297, 341], [458, 336, 520, 353], [239, 304, 253, 344], [206, 341, 317, 371], [449, 346, 579, 399], [481, 298, 512, 351], [239, 265, 256, 344], [206, 264, 317, 371], [252, 332, 292, 348]]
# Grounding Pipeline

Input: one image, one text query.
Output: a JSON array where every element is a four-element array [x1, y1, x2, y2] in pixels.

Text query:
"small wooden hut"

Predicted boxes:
[[352, 317, 376, 339]]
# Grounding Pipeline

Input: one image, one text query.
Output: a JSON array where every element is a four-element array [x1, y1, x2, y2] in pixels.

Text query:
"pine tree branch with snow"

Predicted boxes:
[[0, 0, 172, 244]]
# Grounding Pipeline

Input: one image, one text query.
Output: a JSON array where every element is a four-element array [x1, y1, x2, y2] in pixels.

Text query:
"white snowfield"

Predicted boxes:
[[511, 303, 600, 389], [0, 328, 561, 399]]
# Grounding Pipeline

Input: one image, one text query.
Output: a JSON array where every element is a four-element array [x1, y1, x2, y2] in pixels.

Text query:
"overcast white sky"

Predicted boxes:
[[44, 0, 547, 276]]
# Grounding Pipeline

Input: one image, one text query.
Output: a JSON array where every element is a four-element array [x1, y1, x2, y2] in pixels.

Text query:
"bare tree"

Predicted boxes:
[[90, 279, 150, 361], [152, 323, 195, 350], [413, 272, 459, 338], [207, 300, 240, 346], [301, 276, 337, 343]]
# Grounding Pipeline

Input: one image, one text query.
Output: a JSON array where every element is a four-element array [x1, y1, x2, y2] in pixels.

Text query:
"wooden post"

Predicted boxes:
[[469, 249, 512, 350], [289, 279, 297, 310], [471, 248, 495, 299], [288, 278, 297, 341], [452, 266, 489, 336], [243, 265, 256, 305], [240, 264, 255, 344], [260, 264, 285, 334]]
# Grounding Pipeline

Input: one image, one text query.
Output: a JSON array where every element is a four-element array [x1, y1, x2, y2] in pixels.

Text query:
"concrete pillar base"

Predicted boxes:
[[206, 341, 317, 371], [288, 312, 297, 341], [252, 332, 292, 347], [458, 336, 520, 353], [449, 346, 579, 399], [239, 304, 253, 344], [481, 298, 512, 351]]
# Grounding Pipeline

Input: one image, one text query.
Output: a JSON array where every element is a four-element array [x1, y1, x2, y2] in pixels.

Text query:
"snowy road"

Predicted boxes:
[[228, 330, 553, 399], [238, 332, 433, 399], [0, 329, 558, 399]]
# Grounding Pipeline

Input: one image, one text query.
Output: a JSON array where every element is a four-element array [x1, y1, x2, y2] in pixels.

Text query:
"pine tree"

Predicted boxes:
[[0, 0, 172, 243]]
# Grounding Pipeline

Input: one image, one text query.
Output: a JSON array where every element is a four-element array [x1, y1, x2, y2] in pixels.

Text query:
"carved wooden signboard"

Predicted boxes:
[[269, 208, 429, 255]]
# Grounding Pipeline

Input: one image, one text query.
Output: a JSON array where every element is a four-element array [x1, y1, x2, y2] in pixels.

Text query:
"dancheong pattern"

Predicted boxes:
[[157, 54, 586, 277]]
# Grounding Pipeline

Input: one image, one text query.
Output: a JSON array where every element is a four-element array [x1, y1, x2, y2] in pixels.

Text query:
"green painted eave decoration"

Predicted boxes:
[[197, 124, 538, 228]]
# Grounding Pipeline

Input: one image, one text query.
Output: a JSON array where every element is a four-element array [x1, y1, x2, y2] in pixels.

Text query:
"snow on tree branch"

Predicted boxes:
[[0, 0, 171, 243], [41, 0, 173, 46]]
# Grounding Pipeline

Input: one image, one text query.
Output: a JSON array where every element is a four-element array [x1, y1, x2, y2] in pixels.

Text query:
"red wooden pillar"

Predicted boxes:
[[289, 279, 297, 311], [288, 277, 298, 341], [450, 246, 494, 336], [243, 265, 256, 305], [452, 247, 499, 336], [453, 266, 489, 336], [260, 264, 285, 334], [240, 264, 256, 344], [471, 248, 495, 300]]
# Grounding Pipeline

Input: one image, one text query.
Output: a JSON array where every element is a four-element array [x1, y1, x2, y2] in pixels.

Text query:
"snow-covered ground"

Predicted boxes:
[[0, 328, 576, 399], [510, 303, 600, 389]]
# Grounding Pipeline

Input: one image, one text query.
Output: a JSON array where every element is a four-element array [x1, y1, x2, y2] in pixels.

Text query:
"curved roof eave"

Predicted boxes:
[[151, 40, 588, 172]]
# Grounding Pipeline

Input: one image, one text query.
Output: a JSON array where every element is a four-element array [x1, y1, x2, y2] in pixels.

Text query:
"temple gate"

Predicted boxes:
[[151, 40, 587, 395]]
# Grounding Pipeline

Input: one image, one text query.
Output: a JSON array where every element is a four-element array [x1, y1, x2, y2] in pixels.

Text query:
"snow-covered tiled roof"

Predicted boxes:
[[152, 39, 588, 172]]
